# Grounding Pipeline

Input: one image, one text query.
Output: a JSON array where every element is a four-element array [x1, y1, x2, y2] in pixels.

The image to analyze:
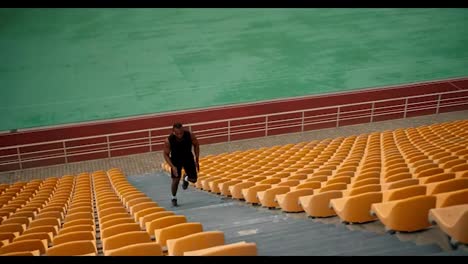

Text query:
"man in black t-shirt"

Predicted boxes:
[[163, 122, 200, 206]]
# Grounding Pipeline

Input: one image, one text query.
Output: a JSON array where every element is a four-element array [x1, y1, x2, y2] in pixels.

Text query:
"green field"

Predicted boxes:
[[1, 8, 467, 131]]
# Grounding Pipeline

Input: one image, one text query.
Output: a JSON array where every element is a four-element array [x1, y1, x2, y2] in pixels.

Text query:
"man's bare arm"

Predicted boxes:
[[163, 139, 178, 177], [191, 132, 200, 171]]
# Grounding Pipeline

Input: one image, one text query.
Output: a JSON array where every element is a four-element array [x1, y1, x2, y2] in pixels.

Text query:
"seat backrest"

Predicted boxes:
[[258, 178, 281, 185], [346, 184, 381, 197], [276, 180, 300, 187], [127, 197, 153, 208], [130, 202, 159, 215], [384, 172, 412, 183], [305, 176, 328, 183], [105, 242, 163, 256], [65, 212, 93, 222], [436, 189, 468, 208], [39, 206, 65, 215], [119, 188, 140, 195], [73, 192, 92, 199], [22, 225, 58, 236], [450, 163, 468, 173], [122, 193, 147, 205], [102, 231, 151, 252], [36, 211, 64, 221], [384, 167, 410, 178], [393, 195, 436, 216], [1, 216, 30, 226], [13, 232, 53, 244], [100, 213, 131, 225], [101, 223, 141, 240], [62, 218, 95, 229], [353, 171, 380, 181], [52, 231, 95, 246], [359, 165, 382, 175], [141, 211, 175, 229], [326, 176, 351, 186], [294, 181, 322, 190], [97, 202, 123, 211], [441, 159, 465, 170], [0, 250, 40, 256], [100, 217, 135, 231], [70, 201, 93, 208], [67, 206, 93, 215], [95, 194, 117, 202], [46, 240, 97, 256], [383, 185, 427, 202], [155, 222, 203, 247], [146, 215, 187, 235], [99, 207, 128, 219], [414, 163, 439, 174], [0, 232, 18, 243], [420, 173, 455, 184], [133, 207, 165, 222], [311, 170, 333, 177], [351, 178, 380, 189], [184, 241, 257, 256], [384, 178, 419, 191], [167, 231, 225, 256], [0, 239, 47, 255], [0, 223, 26, 234], [319, 183, 347, 193], [416, 167, 445, 178], [58, 224, 95, 236], [428, 178, 468, 195], [335, 166, 357, 174]]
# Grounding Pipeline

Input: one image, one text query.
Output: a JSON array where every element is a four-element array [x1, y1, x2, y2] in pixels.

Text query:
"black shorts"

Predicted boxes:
[[171, 158, 198, 183]]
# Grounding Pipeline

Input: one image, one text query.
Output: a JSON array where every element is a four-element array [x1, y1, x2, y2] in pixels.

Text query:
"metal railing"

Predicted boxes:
[[0, 89, 467, 172]]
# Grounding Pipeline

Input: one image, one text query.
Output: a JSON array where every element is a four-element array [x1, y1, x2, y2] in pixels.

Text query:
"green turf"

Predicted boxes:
[[1, 8, 467, 131]]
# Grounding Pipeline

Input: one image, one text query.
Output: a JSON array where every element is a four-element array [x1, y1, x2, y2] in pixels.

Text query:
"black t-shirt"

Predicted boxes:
[[168, 130, 193, 163]]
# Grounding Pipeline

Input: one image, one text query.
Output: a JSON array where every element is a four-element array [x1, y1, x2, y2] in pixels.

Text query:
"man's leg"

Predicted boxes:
[[171, 177, 180, 196], [182, 160, 198, 190], [171, 165, 182, 206]]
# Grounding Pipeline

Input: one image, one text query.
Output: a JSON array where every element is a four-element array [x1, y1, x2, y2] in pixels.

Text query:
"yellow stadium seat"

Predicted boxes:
[[166, 231, 225, 256], [330, 192, 382, 223], [105, 242, 163, 256], [102, 231, 151, 253], [52, 231, 95, 246], [429, 204, 468, 245], [46, 240, 97, 256], [371, 195, 436, 232], [184, 241, 257, 256], [154, 222, 203, 248], [146, 215, 187, 237], [0, 239, 47, 255]]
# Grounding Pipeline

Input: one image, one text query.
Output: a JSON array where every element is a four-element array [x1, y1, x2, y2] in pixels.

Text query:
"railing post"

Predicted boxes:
[[107, 135, 111, 158], [301, 111, 305, 132], [370, 102, 375, 123], [228, 120, 231, 142], [436, 94, 442, 114], [149, 130, 152, 152], [63, 141, 68, 164], [265, 116, 268, 137], [404, 98, 408, 118], [336, 107, 341, 127], [17, 147, 22, 170]]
